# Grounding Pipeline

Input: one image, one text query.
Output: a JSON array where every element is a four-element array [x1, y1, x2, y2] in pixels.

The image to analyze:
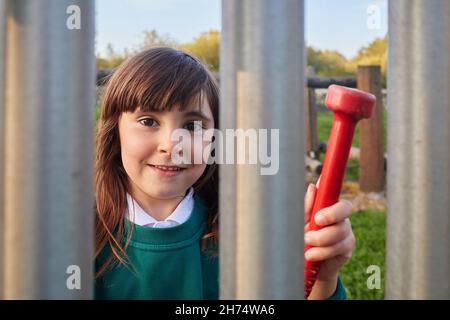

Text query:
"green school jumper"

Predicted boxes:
[[94, 197, 346, 300]]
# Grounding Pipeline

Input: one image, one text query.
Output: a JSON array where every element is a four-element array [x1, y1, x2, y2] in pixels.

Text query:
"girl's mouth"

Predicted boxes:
[[148, 164, 186, 177]]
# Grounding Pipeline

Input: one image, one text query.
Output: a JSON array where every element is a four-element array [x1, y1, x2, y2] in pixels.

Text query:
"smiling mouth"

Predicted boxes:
[[148, 164, 186, 172]]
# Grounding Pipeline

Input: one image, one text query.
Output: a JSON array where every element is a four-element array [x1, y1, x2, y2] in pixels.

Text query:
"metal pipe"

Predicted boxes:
[[219, 0, 240, 299], [0, 0, 7, 300], [220, 0, 305, 299], [3, 0, 95, 299], [386, 0, 450, 299]]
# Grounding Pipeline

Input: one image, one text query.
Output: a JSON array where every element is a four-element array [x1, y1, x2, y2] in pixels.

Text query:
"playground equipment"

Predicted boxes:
[[304, 85, 376, 298], [220, 0, 305, 299], [386, 0, 450, 299], [0, 0, 95, 299]]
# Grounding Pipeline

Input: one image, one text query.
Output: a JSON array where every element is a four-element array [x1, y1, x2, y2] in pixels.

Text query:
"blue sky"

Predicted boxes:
[[96, 0, 388, 59]]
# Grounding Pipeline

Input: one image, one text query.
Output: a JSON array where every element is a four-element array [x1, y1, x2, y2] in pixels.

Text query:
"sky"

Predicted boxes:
[[95, 0, 388, 59]]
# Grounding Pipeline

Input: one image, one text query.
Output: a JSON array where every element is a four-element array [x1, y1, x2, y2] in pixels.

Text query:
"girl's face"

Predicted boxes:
[[118, 96, 215, 200]]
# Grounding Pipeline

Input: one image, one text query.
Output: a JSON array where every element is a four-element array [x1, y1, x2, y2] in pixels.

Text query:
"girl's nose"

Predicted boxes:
[[156, 129, 180, 155], [157, 138, 175, 154]]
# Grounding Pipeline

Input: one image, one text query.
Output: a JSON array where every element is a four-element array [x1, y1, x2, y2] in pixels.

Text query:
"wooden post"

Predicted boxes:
[[305, 66, 318, 157], [357, 65, 385, 192]]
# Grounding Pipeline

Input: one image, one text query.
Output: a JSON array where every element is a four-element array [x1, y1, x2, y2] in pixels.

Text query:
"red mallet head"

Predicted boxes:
[[325, 84, 376, 120]]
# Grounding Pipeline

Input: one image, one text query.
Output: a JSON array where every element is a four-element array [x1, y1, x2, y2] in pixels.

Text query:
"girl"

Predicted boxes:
[[94, 47, 355, 300]]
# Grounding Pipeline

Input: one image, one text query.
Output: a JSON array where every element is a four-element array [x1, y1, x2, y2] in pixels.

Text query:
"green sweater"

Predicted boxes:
[[95, 197, 219, 299], [94, 197, 346, 300]]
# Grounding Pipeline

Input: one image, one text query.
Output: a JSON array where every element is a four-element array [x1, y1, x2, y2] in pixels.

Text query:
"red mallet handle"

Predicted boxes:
[[304, 85, 376, 299]]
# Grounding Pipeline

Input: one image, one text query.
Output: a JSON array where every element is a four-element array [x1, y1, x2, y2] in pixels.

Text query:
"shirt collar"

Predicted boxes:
[[126, 188, 194, 227]]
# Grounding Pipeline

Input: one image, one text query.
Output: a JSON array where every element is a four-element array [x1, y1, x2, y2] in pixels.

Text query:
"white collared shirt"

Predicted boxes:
[[126, 188, 194, 228]]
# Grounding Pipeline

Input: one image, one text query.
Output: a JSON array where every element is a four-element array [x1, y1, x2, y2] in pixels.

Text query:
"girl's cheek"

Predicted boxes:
[[123, 132, 155, 160], [191, 135, 213, 165]]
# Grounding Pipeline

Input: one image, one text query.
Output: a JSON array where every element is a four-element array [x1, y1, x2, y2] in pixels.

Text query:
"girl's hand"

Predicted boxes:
[[304, 179, 356, 299]]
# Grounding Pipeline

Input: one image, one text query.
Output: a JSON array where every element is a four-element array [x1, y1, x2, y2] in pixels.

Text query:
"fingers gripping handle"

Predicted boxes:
[[304, 259, 321, 298], [304, 85, 375, 299]]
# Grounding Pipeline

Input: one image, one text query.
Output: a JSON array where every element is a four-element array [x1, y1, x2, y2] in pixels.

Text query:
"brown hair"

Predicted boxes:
[[95, 47, 219, 279]]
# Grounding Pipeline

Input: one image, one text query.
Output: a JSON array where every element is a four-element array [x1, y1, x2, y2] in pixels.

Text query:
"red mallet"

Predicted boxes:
[[304, 85, 376, 299]]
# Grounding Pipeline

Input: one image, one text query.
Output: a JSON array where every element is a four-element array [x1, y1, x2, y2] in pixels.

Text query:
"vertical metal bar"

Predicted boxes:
[[221, 0, 305, 299], [387, 0, 450, 299], [357, 65, 385, 192], [4, 0, 95, 299], [219, 0, 240, 299], [0, 0, 7, 300]]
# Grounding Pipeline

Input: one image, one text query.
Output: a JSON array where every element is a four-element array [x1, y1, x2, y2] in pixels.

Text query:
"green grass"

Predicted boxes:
[[340, 209, 386, 300]]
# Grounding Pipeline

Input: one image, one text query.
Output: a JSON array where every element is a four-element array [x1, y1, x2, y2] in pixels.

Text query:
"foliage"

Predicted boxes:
[[96, 29, 178, 69], [138, 29, 179, 51], [307, 47, 353, 77], [179, 30, 220, 72], [97, 29, 387, 83], [307, 35, 387, 86], [346, 35, 387, 87], [96, 29, 220, 72], [96, 43, 130, 68]]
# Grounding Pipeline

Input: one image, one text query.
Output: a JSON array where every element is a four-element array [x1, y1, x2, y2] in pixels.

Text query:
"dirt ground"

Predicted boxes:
[[341, 181, 387, 212], [306, 173, 387, 212]]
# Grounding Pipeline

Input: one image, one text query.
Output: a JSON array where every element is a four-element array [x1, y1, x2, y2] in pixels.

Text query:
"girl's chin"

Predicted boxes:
[[144, 188, 186, 200]]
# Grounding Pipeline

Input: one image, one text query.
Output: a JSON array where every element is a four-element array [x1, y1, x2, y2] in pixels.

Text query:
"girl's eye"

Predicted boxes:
[[139, 118, 158, 127], [185, 122, 203, 132]]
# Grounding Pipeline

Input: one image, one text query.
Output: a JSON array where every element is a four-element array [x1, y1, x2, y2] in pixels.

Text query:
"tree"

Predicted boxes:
[[96, 30, 178, 69], [96, 43, 129, 68], [346, 35, 387, 86], [180, 30, 220, 72], [307, 47, 353, 76], [138, 29, 178, 51]]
